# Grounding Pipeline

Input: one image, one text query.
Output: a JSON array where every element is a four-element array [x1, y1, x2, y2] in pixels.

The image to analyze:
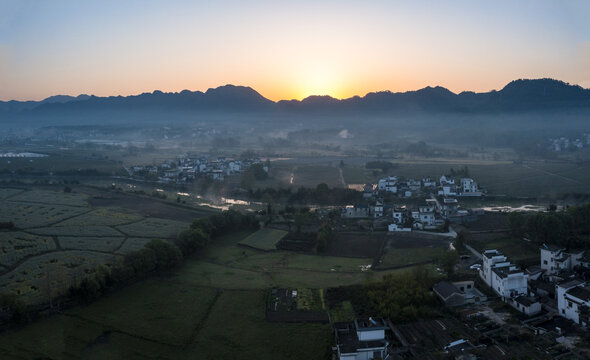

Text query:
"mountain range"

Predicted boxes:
[[1, 79, 589, 119]]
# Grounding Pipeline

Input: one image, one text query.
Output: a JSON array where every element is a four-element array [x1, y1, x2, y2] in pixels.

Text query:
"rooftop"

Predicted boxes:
[[483, 249, 504, 259], [541, 244, 565, 252], [558, 279, 584, 289], [433, 281, 462, 299], [566, 286, 590, 302], [514, 296, 539, 307], [334, 320, 388, 354], [355, 317, 388, 330], [492, 265, 524, 279]]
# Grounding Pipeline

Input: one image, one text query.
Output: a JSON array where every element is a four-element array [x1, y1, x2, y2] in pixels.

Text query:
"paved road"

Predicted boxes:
[[465, 244, 482, 260]]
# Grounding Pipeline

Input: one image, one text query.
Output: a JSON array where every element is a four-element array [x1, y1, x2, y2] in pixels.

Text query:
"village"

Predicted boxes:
[[125, 154, 269, 183], [324, 237, 590, 359], [342, 174, 484, 232]]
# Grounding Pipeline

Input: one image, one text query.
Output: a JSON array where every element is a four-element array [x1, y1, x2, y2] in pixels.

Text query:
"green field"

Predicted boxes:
[[468, 234, 539, 263], [0, 195, 447, 359], [329, 300, 356, 322], [238, 228, 287, 250], [380, 246, 445, 268], [293, 165, 341, 187]]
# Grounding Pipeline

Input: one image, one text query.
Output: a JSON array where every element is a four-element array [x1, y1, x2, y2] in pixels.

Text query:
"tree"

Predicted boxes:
[[438, 250, 459, 275], [455, 231, 468, 251], [145, 239, 183, 270]]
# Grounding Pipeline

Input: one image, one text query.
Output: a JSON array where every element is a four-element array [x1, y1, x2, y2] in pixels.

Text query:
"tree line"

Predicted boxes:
[[248, 183, 363, 205], [507, 203, 590, 248], [327, 267, 439, 323]]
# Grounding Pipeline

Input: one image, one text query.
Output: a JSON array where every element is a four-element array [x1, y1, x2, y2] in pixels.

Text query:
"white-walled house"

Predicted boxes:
[[373, 199, 384, 218], [509, 296, 542, 316], [334, 318, 389, 360], [377, 176, 398, 193], [422, 177, 437, 188], [388, 223, 411, 232], [479, 249, 528, 299], [419, 212, 436, 227], [392, 207, 407, 224], [556, 280, 590, 326], [458, 178, 482, 196], [540, 245, 585, 275]]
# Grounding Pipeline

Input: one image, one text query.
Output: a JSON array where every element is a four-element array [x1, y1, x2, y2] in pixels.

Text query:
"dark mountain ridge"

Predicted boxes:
[[1, 79, 589, 121]]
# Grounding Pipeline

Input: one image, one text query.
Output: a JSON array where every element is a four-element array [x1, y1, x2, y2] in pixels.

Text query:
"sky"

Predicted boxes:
[[1, 0, 589, 102]]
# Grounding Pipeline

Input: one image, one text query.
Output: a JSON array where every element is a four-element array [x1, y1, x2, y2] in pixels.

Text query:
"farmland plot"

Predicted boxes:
[[115, 237, 154, 254], [116, 218, 187, 238], [239, 228, 287, 250], [58, 236, 125, 252], [0, 232, 56, 267], [9, 190, 89, 207], [55, 208, 143, 227], [0, 203, 89, 228], [0, 251, 121, 305], [0, 188, 23, 199], [30, 225, 122, 237]]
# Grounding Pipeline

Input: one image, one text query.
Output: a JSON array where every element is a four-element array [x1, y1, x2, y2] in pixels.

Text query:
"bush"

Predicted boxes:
[[145, 239, 183, 270]]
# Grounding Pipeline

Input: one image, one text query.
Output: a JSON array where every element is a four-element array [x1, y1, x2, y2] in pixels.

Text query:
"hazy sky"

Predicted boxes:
[[1, 0, 589, 101]]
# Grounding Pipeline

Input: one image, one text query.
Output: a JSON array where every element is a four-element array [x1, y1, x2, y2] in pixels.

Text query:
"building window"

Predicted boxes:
[[543, 260, 548, 265], [562, 309, 565, 314]]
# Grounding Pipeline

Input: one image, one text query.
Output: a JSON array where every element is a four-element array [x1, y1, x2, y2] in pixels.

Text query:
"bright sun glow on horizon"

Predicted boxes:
[[1, 1, 589, 101], [294, 65, 344, 100]]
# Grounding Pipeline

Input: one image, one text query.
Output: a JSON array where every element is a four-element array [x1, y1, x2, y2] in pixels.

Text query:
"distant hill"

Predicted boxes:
[[1, 79, 589, 122]]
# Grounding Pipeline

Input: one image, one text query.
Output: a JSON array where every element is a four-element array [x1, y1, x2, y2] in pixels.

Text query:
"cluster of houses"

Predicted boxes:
[[549, 133, 590, 152], [372, 175, 483, 198], [127, 154, 267, 183], [434, 244, 590, 328], [539, 245, 590, 326], [342, 196, 481, 232], [342, 174, 483, 232], [477, 246, 590, 324]]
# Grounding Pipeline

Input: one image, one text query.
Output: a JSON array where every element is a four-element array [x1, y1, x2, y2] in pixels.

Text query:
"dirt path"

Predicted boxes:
[[465, 244, 482, 260], [289, 166, 298, 184], [338, 167, 346, 188]]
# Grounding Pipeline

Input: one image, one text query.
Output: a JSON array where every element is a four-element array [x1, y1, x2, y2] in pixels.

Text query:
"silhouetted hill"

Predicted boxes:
[[0, 94, 90, 113], [2, 79, 589, 122]]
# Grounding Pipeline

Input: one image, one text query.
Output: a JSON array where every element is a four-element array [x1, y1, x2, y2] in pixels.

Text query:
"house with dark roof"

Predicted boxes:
[[557, 280, 590, 327], [480, 249, 528, 299], [334, 317, 389, 360], [432, 281, 487, 307], [341, 204, 372, 218], [540, 244, 586, 276], [509, 296, 542, 316]]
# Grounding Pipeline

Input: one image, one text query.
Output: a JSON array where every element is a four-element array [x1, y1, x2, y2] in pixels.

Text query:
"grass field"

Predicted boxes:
[[380, 246, 444, 268], [238, 228, 287, 250], [71, 281, 220, 346], [329, 300, 356, 322], [116, 218, 187, 238], [468, 234, 539, 263], [187, 290, 331, 360], [0, 211, 439, 359], [293, 165, 341, 187]]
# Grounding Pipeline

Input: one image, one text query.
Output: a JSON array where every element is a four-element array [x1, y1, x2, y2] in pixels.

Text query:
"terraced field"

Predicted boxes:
[[0, 187, 192, 305]]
